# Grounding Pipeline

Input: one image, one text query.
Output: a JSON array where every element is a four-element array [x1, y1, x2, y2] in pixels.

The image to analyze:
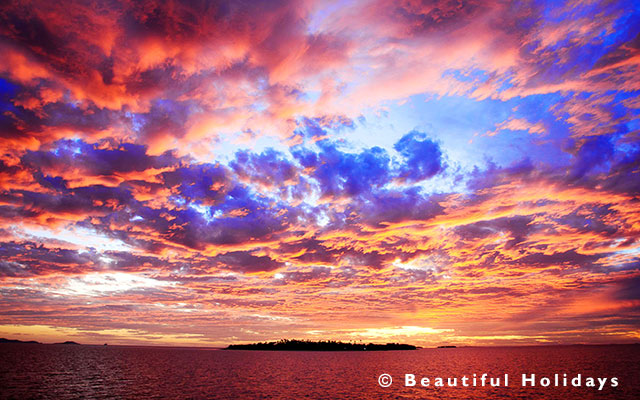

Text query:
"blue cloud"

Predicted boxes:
[[394, 130, 444, 182]]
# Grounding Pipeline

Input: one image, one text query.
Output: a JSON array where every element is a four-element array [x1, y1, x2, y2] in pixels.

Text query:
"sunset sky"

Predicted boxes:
[[0, 0, 639, 347]]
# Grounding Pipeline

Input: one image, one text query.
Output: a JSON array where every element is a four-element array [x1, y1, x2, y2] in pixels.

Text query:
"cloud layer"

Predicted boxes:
[[0, 0, 638, 346]]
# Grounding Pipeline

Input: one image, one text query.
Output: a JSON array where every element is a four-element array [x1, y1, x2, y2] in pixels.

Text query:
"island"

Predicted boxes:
[[0, 338, 41, 344], [437, 345, 457, 348], [226, 339, 417, 351], [0, 338, 84, 345]]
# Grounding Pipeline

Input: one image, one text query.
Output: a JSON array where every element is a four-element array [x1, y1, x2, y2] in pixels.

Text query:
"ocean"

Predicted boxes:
[[1, 344, 638, 399]]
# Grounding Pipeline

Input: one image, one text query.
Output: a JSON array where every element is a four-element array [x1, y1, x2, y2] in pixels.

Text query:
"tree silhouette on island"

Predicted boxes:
[[226, 339, 418, 351]]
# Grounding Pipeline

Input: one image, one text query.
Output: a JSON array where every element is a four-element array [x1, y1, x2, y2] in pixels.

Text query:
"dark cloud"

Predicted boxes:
[[293, 141, 391, 199], [386, 0, 485, 37], [162, 163, 228, 204], [23, 139, 179, 177], [394, 130, 445, 182], [567, 135, 615, 181], [515, 250, 602, 270], [456, 215, 534, 249], [214, 251, 283, 273], [349, 187, 444, 228], [559, 204, 620, 236], [466, 158, 535, 191], [614, 275, 640, 301], [597, 146, 640, 196], [0, 260, 31, 277], [1, 185, 134, 218], [231, 148, 299, 188], [279, 237, 340, 265], [157, 184, 299, 249], [0, 205, 39, 220], [133, 99, 194, 141], [0, 241, 97, 276], [294, 115, 355, 139]]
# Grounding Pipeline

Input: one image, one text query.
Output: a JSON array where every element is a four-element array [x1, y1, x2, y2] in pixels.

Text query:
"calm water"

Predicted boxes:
[[1, 344, 638, 399]]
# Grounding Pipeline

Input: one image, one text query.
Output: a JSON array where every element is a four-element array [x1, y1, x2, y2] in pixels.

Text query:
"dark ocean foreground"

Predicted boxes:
[[0, 343, 638, 399]]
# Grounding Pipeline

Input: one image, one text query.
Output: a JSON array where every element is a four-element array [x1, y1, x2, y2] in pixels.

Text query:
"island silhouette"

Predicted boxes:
[[0, 338, 81, 345], [0, 338, 40, 344], [226, 339, 417, 351]]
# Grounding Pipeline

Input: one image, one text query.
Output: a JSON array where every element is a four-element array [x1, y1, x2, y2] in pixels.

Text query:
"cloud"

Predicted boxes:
[[293, 140, 392, 199], [0, 241, 98, 277], [213, 251, 284, 273], [394, 130, 445, 182], [0, 0, 638, 347], [231, 148, 300, 189], [486, 118, 546, 137], [23, 139, 179, 178]]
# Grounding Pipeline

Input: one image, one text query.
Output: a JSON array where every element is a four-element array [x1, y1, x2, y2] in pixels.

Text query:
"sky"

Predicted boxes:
[[0, 0, 639, 347]]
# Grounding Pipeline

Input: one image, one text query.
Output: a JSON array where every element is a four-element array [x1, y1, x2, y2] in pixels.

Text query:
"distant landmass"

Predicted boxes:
[[437, 345, 457, 348], [0, 338, 41, 344], [226, 339, 417, 351], [0, 338, 81, 345]]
